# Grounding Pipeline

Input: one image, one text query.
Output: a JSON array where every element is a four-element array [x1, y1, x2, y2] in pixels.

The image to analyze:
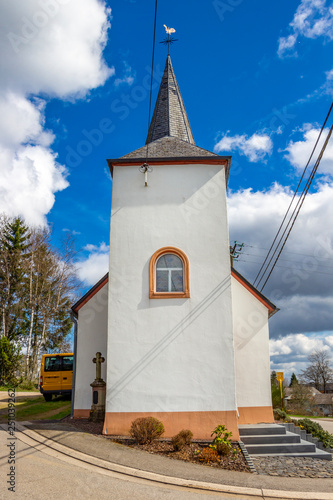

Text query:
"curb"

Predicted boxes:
[[1, 422, 333, 500], [238, 440, 257, 474]]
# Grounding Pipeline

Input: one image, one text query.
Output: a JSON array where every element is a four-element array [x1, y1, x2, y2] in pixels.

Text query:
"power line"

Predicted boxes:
[[260, 119, 333, 291], [253, 103, 333, 289], [244, 243, 333, 260], [147, 0, 158, 135], [145, 0, 158, 163], [238, 258, 333, 276], [240, 251, 333, 268]]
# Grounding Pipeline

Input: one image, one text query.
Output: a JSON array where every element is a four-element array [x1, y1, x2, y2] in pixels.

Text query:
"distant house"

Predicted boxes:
[[309, 382, 333, 394], [284, 385, 320, 413], [284, 385, 321, 403], [313, 394, 333, 416]]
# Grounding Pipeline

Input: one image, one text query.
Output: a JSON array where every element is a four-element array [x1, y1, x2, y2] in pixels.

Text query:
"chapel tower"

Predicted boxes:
[[72, 55, 276, 436], [104, 55, 239, 438]]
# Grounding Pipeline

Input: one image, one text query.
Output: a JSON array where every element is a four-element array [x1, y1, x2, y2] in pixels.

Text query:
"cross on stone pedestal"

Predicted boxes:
[[92, 352, 105, 381]]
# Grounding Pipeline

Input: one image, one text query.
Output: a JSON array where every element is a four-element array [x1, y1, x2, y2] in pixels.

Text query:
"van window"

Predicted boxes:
[[62, 356, 73, 371], [44, 356, 62, 372]]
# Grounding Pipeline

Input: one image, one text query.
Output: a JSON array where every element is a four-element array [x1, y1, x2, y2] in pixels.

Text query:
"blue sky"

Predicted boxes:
[[1, 0, 333, 381]]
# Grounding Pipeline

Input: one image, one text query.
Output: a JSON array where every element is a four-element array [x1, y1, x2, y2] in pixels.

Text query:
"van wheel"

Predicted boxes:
[[44, 394, 52, 402]]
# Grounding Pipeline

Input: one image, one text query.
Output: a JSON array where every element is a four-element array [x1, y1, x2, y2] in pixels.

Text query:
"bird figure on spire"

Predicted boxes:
[[161, 25, 178, 54], [164, 24, 176, 35]]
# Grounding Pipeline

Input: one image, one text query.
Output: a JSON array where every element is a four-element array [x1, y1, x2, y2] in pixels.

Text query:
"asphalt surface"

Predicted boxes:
[[0, 420, 332, 500], [311, 418, 333, 435], [1, 392, 332, 499], [1, 424, 261, 500]]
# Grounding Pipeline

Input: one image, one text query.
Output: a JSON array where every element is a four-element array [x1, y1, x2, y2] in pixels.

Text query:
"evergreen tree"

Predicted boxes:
[[290, 372, 298, 387], [0, 217, 31, 340], [0, 336, 22, 385]]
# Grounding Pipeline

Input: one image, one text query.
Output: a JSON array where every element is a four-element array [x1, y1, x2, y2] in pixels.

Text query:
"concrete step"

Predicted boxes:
[[239, 423, 332, 461], [238, 424, 286, 436], [241, 431, 300, 445], [244, 439, 316, 455]]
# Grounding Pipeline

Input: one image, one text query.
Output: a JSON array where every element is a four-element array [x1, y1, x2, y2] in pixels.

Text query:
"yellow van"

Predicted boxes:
[[39, 353, 73, 401]]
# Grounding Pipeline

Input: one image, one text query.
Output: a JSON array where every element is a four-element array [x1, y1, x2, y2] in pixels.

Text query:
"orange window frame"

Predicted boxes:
[[149, 247, 190, 299]]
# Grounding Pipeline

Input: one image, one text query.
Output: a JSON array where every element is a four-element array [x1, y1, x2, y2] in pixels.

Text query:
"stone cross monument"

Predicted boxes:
[[89, 351, 106, 422], [93, 352, 105, 382]]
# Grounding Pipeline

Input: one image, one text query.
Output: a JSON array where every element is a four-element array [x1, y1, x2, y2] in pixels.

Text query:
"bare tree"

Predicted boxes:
[[288, 383, 314, 415], [24, 230, 79, 381], [0, 215, 80, 382], [301, 349, 333, 393]]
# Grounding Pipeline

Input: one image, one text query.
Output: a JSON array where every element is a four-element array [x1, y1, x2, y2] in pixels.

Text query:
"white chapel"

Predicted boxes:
[[72, 55, 277, 439]]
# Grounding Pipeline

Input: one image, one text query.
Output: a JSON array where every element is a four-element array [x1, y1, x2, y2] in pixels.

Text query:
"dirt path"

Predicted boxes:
[[0, 391, 40, 402]]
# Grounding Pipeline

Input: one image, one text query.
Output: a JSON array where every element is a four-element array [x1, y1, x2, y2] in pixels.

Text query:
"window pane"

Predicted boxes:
[[62, 356, 73, 371], [45, 356, 61, 372], [171, 270, 183, 292], [156, 254, 182, 269], [156, 270, 168, 292]]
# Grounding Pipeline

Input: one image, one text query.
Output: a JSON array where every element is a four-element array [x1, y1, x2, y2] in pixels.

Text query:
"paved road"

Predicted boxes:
[[311, 418, 333, 435], [0, 427, 263, 500]]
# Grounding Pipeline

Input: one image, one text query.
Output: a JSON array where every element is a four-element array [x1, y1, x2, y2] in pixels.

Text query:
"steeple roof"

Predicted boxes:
[[146, 55, 195, 145], [113, 53, 232, 183]]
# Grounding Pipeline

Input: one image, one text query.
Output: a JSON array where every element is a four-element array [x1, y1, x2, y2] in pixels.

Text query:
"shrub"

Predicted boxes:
[[171, 429, 193, 451], [293, 418, 333, 449], [210, 424, 232, 456], [198, 446, 220, 463], [215, 441, 231, 456], [274, 409, 291, 422], [129, 417, 165, 444], [18, 379, 37, 391]]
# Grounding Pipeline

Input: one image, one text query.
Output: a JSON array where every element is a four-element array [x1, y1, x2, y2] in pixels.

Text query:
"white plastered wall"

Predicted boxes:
[[106, 163, 237, 413], [231, 276, 272, 409], [74, 283, 108, 411]]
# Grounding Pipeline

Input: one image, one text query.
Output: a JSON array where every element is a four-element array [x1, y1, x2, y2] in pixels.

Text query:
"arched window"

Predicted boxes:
[[149, 247, 190, 299]]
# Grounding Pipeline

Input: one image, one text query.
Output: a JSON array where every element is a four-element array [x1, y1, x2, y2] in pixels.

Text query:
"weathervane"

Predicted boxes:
[[160, 24, 178, 54]]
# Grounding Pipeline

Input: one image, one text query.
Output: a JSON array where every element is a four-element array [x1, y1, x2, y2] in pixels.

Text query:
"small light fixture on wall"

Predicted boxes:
[[139, 163, 153, 187]]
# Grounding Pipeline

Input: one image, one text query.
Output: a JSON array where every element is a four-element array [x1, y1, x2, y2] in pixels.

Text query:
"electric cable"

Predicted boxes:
[[260, 121, 333, 291], [145, 0, 158, 162], [253, 103, 333, 287]]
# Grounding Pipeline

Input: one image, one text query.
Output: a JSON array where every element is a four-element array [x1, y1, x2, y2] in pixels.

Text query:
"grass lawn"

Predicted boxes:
[[0, 395, 71, 422], [0, 385, 39, 392], [288, 414, 327, 419]]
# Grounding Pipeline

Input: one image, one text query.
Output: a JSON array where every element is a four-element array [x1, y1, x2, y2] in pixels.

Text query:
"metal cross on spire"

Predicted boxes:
[[160, 24, 178, 54]]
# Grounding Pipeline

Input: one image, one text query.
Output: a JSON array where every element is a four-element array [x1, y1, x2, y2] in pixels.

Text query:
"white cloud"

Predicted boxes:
[[2, 0, 113, 98], [270, 333, 327, 357], [214, 132, 273, 162], [76, 242, 109, 286], [269, 332, 333, 381], [0, 0, 114, 225], [277, 34, 298, 58], [0, 144, 69, 226], [114, 62, 135, 87], [284, 125, 333, 176], [326, 335, 333, 346], [278, 0, 333, 58], [228, 180, 333, 337]]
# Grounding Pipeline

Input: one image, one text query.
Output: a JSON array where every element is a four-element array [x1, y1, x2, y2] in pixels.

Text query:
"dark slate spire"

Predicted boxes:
[[146, 55, 195, 145]]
